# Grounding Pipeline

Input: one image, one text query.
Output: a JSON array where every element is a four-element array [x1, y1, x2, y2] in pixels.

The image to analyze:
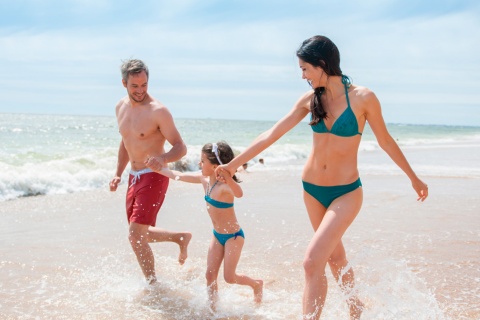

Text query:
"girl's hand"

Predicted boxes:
[[215, 164, 234, 180], [216, 168, 232, 184], [412, 178, 429, 202]]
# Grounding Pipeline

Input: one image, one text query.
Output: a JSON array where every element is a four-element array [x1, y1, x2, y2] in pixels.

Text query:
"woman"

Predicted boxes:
[[217, 35, 428, 319]]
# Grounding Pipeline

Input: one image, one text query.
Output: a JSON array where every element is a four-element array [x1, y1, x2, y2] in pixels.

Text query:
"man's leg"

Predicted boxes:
[[146, 227, 192, 265], [129, 222, 157, 283]]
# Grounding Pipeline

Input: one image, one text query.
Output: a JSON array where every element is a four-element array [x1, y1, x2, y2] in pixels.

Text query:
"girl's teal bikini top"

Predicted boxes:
[[205, 180, 234, 209]]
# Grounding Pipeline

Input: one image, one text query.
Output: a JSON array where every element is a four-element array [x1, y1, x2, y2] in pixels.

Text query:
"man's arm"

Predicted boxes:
[[110, 140, 129, 191], [155, 107, 187, 165]]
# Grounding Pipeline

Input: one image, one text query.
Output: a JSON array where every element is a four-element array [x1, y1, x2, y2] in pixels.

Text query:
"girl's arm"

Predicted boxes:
[[217, 170, 243, 198], [146, 158, 202, 184], [365, 90, 428, 201], [219, 93, 311, 176], [160, 168, 202, 184]]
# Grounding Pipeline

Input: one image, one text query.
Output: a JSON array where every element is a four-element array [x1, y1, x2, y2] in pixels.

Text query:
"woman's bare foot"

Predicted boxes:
[[208, 288, 218, 314], [253, 280, 264, 303], [178, 232, 192, 265]]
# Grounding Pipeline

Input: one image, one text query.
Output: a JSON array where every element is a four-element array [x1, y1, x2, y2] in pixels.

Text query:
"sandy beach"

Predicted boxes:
[[1, 161, 479, 319]]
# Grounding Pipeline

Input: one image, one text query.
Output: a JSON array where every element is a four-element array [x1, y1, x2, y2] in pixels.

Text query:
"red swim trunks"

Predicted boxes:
[[126, 169, 169, 226]]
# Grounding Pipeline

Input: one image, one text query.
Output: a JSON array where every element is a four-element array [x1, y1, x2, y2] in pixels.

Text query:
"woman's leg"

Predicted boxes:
[[223, 236, 263, 303], [205, 237, 224, 311], [328, 241, 364, 320], [302, 187, 363, 320]]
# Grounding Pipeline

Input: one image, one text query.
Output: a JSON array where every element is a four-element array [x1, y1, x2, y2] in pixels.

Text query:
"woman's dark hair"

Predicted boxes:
[[296, 35, 344, 125], [202, 141, 240, 183]]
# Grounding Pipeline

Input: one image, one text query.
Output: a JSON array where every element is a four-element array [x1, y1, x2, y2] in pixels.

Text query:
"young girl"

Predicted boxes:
[[146, 141, 263, 309]]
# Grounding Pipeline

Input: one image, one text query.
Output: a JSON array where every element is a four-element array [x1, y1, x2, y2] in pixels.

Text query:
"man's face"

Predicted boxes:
[[123, 70, 148, 103]]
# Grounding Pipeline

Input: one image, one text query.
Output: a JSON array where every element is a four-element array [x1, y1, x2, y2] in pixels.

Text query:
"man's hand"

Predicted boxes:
[[109, 176, 121, 191], [145, 155, 167, 172]]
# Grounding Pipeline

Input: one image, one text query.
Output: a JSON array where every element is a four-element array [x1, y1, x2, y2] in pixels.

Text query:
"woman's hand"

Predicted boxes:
[[215, 164, 234, 180], [412, 178, 429, 202]]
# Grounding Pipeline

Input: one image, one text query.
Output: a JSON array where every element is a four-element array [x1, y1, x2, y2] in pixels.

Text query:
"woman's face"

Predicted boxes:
[[299, 59, 325, 89]]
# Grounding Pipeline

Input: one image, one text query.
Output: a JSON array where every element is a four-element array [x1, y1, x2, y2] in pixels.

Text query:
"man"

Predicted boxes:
[[109, 59, 191, 284]]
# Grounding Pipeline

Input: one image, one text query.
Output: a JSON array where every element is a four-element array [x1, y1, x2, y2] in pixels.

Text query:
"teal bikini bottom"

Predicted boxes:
[[213, 228, 245, 246], [302, 178, 362, 208]]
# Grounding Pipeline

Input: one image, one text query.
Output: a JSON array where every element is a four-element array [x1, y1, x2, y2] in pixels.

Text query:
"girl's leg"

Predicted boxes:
[[205, 237, 224, 311], [302, 187, 362, 320], [223, 236, 263, 303]]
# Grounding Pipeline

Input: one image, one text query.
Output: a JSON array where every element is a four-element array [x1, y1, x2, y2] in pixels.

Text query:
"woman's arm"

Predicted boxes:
[[217, 170, 243, 198], [220, 93, 311, 176], [365, 90, 428, 201]]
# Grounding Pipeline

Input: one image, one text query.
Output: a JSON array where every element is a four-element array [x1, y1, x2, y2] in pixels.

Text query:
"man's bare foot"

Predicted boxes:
[[146, 275, 157, 285], [178, 232, 192, 265], [253, 280, 263, 303], [349, 298, 364, 320]]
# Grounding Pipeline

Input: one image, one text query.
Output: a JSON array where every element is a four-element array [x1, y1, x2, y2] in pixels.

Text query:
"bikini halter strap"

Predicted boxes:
[[206, 180, 219, 197]]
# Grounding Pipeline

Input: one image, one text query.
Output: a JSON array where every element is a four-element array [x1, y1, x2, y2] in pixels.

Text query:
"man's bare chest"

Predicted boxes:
[[118, 113, 160, 139]]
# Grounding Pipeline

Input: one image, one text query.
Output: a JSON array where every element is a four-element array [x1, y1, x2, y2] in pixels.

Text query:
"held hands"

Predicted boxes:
[[412, 178, 429, 202], [215, 164, 234, 182], [109, 176, 121, 192], [216, 167, 232, 184], [144, 155, 167, 172]]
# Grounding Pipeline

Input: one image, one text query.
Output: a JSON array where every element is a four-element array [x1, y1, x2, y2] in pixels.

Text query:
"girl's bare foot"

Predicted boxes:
[[349, 298, 364, 320], [253, 280, 264, 303], [178, 233, 192, 265]]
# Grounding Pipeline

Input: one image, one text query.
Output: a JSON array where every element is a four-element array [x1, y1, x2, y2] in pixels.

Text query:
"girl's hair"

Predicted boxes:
[[202, 141, 240, 183], [296, 35, 346, 126]]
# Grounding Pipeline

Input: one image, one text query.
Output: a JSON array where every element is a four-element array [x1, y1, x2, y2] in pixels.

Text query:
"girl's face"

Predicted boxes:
[[299, 59, 325, 89], [199, 152, 216, 176]]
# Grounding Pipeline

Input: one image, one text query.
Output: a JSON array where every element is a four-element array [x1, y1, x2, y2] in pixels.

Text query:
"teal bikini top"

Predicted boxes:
[[310, 75, 362, 137], [205, 181, 233, 209]]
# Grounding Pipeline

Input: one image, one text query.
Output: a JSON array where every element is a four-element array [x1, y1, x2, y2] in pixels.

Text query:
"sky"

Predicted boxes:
[[1, 0, 479, 126]]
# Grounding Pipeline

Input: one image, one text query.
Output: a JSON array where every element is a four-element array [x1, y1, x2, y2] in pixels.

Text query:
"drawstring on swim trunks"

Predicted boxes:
[[129, 168, 153, 188]]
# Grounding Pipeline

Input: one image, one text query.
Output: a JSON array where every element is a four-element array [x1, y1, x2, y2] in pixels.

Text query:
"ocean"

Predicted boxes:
[[1, 113, 480, 202]]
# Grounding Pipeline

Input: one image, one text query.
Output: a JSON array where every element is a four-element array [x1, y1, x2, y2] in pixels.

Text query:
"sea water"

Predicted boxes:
[[1, 113, 480, 202]]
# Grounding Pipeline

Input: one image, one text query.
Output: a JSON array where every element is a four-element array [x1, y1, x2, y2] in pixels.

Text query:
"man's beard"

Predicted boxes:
[[130, 93, 146, 103]]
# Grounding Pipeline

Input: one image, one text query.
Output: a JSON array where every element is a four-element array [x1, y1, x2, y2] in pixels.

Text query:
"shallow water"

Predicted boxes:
[[2, 169, 478, 319]]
